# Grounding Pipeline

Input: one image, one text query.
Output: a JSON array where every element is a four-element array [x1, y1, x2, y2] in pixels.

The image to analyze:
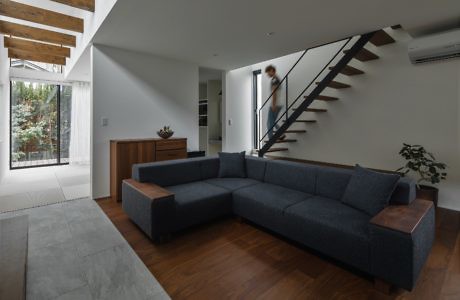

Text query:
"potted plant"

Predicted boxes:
[[397, 143, 447, 207]]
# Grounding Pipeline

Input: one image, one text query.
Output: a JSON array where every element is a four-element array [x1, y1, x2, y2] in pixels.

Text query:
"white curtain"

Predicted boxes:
[[69, 82, 90, 164]]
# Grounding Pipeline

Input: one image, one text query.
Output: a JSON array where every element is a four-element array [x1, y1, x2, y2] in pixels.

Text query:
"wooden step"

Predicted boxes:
[[265, 148, 288, 153], [345, 48, 379, 61], [264, 139, 297, 143], [306, 108, 327, 112], [369, 30, 395, 46], [329, 65, 364, 76], [284, 119, 317, 123], [315, 95, 339, 101], [316, 81, 351, 89], [293, 107, 327, 112], [285, 130, 307, 133]]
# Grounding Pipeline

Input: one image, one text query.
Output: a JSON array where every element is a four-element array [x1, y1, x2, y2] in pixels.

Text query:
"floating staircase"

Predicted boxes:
[[258, 28, 397, 156]]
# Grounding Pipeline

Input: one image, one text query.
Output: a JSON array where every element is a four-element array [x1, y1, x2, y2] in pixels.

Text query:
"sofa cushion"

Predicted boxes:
[[316, 167, 352, 201], [342, 165, 400, 216], [391, 177, 416, 205], [167, 181, 232, 230], [246, 156, 267, 181], [233, 183, 312, 213], [233, 183, 312, 236], [284, 196, 371, 271], [264, 160, 317, 194], [198, 156, 220, 180], [205, 178, 260, 191], [218, 152, 247, 178], [132, 159, 201, 186]]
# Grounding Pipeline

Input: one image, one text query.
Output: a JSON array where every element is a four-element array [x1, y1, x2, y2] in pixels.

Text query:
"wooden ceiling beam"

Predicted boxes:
[[0, 20, 76, 47], [0, 0, 84, 32], [8, 48, 66, 65], [50, 0, 95, 12], [4, 37, 71, 57]]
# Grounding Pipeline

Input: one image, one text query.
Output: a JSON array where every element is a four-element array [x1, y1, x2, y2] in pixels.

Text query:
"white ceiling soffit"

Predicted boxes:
[[93, 0, 460, 70]]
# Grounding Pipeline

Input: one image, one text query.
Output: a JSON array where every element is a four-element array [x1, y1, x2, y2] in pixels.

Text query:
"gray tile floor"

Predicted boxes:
[[0, 165, 91, 213], [0, 198, 170, 300]]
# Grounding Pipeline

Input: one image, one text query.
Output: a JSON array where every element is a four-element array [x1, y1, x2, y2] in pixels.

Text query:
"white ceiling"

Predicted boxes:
[[92, 0, 460, 70], [199, 67, 222, 83]]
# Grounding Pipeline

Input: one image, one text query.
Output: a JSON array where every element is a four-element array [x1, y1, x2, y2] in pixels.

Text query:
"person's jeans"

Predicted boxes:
[[267, 107, 280, 139]]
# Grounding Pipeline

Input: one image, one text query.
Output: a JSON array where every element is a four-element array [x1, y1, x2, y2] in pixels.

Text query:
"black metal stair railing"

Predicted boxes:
[[257, 31, 377, 157]]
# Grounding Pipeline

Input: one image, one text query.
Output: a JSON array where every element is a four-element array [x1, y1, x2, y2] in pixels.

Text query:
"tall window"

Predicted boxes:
[[253, 70, 262, 149], [10, 80, 72, 169]]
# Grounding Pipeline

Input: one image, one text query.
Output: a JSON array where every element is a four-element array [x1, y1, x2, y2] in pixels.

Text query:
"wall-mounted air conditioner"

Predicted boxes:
[[408, 29, 460, 64]]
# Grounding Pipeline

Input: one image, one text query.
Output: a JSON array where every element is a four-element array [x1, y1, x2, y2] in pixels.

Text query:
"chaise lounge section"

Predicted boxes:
[[122, 156, 434, 291]]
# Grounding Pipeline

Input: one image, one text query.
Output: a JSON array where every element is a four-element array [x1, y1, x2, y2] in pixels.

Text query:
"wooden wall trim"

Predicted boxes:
[[0, 0, 84, 32], [0, 20, 76, 47]]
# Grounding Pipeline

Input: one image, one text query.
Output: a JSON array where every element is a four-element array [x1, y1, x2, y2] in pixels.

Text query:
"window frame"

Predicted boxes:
[[9, 80, 72, 170]]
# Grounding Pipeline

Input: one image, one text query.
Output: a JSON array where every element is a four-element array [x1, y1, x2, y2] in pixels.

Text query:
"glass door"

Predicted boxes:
[[10, 80, 72, 169]]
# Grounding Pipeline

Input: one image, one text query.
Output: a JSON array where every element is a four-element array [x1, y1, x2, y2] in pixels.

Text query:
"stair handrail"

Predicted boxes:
[[258, 31, 377, 155], [257, 36, 353, 148]]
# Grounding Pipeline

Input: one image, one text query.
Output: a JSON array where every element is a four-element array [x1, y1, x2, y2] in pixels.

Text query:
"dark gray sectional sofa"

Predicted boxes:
[[122, 156, 435, 291]]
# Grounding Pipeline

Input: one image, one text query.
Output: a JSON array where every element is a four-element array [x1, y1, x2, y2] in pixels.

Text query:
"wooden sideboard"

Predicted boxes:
[[110, 138, 187, 202]]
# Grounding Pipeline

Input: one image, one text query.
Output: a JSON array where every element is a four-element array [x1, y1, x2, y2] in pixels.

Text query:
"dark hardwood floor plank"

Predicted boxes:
[[97, 200, 460, 300]]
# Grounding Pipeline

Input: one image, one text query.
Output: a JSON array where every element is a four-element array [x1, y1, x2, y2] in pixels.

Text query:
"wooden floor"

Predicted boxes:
[[98, 199, 460, 300]]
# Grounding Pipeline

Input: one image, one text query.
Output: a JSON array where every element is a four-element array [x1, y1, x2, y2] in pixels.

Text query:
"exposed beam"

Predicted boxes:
[[0, 20, 76, 47], [4, 37, 71, 57], [0, 0, 84, 32], [8, 48, 66, 65], [51, 0, 95, 12]]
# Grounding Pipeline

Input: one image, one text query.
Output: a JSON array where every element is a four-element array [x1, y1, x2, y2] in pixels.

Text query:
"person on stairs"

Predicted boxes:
[[265, 65, 286, 141]]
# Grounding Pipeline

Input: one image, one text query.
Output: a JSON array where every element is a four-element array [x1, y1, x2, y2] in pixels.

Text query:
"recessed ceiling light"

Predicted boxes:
[[266, 32, 275, 36]]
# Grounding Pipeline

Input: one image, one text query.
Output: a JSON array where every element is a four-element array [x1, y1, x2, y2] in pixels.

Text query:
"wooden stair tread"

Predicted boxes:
[[264, 139, 297, 143], [345, 48, 379, 61], [329, 65, 364, 76], [316, 80, 350, 89], [369, 30, 395, 46], [285, 130, 307, 133], [306, 108, 327, 112], [315, 95, 339, 101], [294, 119, 317, 123], [284, 118, 317, 123], [265, 148, 288, 153], [293, 107, 327, 112]]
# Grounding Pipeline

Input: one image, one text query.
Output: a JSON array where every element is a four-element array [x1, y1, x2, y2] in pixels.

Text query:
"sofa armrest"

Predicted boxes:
[[370, 199, 433, 233], [369, 199, 435, 291], [122, 179, 175, 241]]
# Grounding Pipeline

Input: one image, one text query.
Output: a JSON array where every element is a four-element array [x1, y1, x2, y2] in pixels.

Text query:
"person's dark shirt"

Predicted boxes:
[[271, 75, 281, 90]]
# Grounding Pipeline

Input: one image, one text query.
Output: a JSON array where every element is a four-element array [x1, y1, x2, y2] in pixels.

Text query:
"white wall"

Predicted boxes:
[[223, 66, 253, 152], [0, 37, 9, 182], [225, 29, 460, 210], [91, 45, 199, 198]]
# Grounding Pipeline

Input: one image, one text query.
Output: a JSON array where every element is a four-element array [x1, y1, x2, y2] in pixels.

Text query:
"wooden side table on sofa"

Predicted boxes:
[[110, 138, 187, 202]]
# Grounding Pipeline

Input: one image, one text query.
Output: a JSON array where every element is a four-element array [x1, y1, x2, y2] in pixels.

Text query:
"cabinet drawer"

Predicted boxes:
[[156, 149, 187, 161], [156, 139, 186, 151]]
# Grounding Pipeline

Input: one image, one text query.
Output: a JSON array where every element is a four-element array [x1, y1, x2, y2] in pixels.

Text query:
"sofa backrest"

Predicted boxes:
[[264, 160, 317, 194], [261, 159, 416, 205], [132, 158, 202, 186], [246, 156, 267, 181]]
